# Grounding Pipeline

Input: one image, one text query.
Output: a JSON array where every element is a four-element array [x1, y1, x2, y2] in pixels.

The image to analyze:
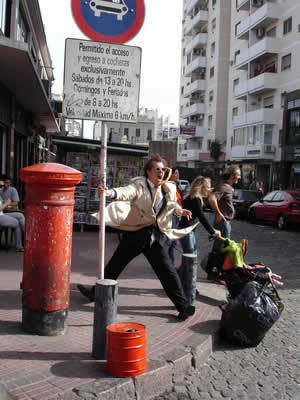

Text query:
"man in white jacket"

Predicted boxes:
[[78, 154, 197, 320]]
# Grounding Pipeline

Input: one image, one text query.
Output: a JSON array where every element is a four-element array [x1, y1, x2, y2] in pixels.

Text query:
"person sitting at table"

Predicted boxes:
[[0, 178, 25, 252], [0, 175, 20, 209]]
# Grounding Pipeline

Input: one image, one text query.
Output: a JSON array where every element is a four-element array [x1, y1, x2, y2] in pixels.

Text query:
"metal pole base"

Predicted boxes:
[[92, 279, 118, 360], [22, 306, 68, 336]]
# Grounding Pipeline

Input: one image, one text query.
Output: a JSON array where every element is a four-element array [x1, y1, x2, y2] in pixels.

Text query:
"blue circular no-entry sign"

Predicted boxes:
[[71, 0, 145, 44]]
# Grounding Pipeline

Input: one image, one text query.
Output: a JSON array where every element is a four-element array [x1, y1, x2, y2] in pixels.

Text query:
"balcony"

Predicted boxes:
[[235, 72, 279, 98], [0, 36, 58, 132], [236, 0, 250, 11], [178, 149, 200, 162], [186, 0, 203, 15], [184, 80, 206, 97], [185, 10, 209, 36], [237, 3, 281, 40], [232, 144, 277, 160], [236, 38, 280, 69], [185, 56, 206, 77], [183, 103, 206, 118], [185, 33, 208, 55], [233, 108, 280, 128]]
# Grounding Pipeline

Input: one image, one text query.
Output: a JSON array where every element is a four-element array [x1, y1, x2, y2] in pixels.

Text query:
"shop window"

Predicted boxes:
[[0, 125, 7, 174], [281, 53, 291, 71], [283, 17, 292, 35]]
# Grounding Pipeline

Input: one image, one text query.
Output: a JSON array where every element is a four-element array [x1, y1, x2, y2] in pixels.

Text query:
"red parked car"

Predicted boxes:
[[249, 190, 300, 230]]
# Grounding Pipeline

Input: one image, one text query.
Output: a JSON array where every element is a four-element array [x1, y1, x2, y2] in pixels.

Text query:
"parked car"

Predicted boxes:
[[248, 190, 300, 230], [178, 179, 190, 195], [232, 189, 261, 219]]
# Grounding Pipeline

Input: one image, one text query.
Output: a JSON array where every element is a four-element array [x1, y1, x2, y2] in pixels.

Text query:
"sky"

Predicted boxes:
[[39, 0, 183, 135]]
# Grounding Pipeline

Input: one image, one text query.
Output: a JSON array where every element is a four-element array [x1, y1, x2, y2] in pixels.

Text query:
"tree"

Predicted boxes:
[[210, 140, 222, 161]]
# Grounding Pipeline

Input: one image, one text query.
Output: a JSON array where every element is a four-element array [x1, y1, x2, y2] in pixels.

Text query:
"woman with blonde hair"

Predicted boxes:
[[178, 176, 220, 305]]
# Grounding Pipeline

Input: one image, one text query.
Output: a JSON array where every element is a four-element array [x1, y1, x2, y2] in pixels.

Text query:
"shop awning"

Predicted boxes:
[[52, 136, 149, 157]]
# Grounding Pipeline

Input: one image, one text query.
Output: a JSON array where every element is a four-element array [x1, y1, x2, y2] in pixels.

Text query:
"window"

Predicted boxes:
[[266, 26, 276, 37], [233, 129, 245, 146], [210, 66, 214, 78], [283, 17, 292, 35], [211, 42, 215, 57], [124, 128, 129, 138], [147, 129, 152, 140], [264, 125, 273, 145], [136, 128, 140, 137], [198, 137, 203, 149], [272, 192, 284, 202], [16, 9, 28, 42], [208, 115, 213, 127], [212, 0, 216, 7], [263, 96, 274, 109], [235, 22, 241, 36], [281, 53, 291, 71], [209, 90, 214, 102], [207, 139, 212, 150], [234, 50, 240, 64], [232, 107, 238, 120], [0, 0, 6, 33], [211, 18, 216, 31], [233, 78, 239, 91], [187, 52, 192, 65], [289, 110, 300, 128]]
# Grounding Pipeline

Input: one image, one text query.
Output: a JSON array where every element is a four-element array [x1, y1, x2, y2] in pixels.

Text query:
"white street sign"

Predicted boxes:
[[63, 38, 141, 123]]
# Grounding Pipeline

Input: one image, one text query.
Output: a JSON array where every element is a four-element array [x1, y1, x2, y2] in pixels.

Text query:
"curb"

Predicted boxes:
[[72, 321, 220, 400]]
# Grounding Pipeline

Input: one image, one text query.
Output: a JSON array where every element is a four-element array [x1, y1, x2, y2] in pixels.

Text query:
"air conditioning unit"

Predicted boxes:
[[264, 144, 276, 153], [256, 27, 265, 39]]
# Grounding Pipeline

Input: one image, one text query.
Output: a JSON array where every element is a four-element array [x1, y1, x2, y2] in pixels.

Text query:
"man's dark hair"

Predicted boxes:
[[0, 175, 10, 181], [144, 154, 165, 177]]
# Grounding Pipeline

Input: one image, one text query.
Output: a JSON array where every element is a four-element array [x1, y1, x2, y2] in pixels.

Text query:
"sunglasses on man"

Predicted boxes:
[[0, 184, 4, 188]]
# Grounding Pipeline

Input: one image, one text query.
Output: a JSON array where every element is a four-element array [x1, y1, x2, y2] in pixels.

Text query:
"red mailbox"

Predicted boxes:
[[20, 163, 82, 335]]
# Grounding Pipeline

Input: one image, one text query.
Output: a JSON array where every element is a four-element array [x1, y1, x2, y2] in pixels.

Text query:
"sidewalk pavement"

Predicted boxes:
[[0, 231, 226, 400]]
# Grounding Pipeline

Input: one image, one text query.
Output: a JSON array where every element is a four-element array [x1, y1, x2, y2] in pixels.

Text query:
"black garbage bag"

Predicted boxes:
[[220, 281, 283, 347]]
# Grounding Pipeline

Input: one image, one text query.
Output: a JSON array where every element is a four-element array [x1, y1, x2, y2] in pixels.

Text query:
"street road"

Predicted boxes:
[[155, 216, 300, 400]]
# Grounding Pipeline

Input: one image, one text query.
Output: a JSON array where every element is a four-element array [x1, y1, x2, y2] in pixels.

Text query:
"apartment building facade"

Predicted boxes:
[[228, 0, 300, 190], [0, 0, 59, 184], [179, 0, 232, 168]]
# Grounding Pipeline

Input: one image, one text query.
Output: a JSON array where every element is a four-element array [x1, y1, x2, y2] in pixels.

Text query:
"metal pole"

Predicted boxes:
[[93, 121, 118, 360], [98, 121, 107, 280]]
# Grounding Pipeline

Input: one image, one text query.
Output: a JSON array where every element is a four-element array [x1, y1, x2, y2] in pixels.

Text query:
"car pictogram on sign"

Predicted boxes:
[[89, 0, 129, 21]]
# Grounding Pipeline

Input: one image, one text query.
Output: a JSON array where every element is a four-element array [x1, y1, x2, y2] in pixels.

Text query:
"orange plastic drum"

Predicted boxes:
[[106, 322, 146, 377]]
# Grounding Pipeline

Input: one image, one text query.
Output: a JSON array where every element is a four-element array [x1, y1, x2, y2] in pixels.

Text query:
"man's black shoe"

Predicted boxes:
[[178, 305, 195, 321], [77, 284, 95, 302]]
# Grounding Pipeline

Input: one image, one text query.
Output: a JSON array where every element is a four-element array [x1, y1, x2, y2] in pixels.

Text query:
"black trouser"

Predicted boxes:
[[104, 227, 188, 312]]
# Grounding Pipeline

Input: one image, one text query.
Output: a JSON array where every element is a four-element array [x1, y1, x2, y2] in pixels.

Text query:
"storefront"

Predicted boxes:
[[52, 135, 148, 229]]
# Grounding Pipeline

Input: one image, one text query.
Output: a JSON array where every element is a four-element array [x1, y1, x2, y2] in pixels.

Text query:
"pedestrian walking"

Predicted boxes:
[[178, 176, 221, 305], [77, 154, 198, 320], [208, 165, 241, 252], [167, 167, 182, 266]]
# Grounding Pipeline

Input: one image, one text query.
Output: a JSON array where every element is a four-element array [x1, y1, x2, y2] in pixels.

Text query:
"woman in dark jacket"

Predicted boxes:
[[178, 176, 220, 305]]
